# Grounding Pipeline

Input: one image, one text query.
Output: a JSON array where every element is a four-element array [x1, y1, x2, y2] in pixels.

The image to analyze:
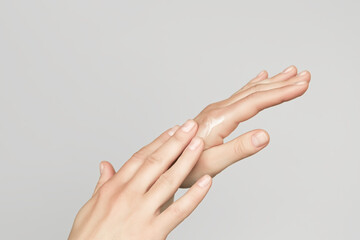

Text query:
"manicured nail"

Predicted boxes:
[[294, 81, 307, 86], [188, 137, 202, 150], [197, 175, 211, 188], [283, 65, 294, 73], [251, 131, 269, 147], [257, 70, 265, 77], [168, 125, 179, 136], [181, 120, 196, 132], [100, 162, 104, 174], [298, 70, 307, 76]]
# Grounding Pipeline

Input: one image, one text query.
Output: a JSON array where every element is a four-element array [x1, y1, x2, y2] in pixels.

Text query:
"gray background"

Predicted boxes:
[[1, 0, 359, 239]]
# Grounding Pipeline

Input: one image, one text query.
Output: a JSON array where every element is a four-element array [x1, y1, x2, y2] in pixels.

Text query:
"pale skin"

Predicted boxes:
[[68, 65, 311, 239], [68, 120, 210, 240]]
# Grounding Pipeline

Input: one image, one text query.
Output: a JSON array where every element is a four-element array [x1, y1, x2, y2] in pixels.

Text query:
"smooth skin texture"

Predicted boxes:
[[95, 66, 308, 188], [69, 65, 311, 239], [159, 65, 311, 209], [185, 65, 311, 187], [68, 120, 212, 240]]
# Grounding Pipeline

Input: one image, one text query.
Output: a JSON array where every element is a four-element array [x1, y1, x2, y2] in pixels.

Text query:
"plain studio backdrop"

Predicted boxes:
[[1, 0, 359, 239]]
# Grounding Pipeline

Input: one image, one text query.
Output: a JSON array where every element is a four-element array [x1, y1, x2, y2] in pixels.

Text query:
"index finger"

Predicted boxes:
[[111, 125, 180, 186], [126, 119, 199, 194]]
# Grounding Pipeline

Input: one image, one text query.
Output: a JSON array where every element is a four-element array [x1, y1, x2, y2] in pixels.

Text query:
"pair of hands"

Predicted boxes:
[[68, 65, 311, 239]]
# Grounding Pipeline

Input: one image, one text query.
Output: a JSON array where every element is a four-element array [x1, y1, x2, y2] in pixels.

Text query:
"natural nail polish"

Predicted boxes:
[[197, 175, 211, 188], [283, 65, 294, 73], [251, 131, 269, 147], [257, 70, 265, 77], [181, 120, 196, 132], [188, 137, 201, 150], [294, 81, 307, 85], [168, 125, 179, 136], [298, 71, 308, 76]]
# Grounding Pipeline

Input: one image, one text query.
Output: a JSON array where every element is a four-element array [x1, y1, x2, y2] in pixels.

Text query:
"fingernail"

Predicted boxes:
[[100, 162, 104, 174], [298, 70, 308, 76], [294, 81, 307, 86], [188, 137, 202, 150], [168, 125, 179, 136], [197, 175, 211, 188], [251, 131, 269, 147], [181, 120, 196, 132], [283, 65, 294, 73], [257, 70, 265, 77]]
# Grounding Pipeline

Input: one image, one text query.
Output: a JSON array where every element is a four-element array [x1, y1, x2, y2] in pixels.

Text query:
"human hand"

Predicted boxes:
[[68, 120, 211, 240], [181, 65, 311, 187]]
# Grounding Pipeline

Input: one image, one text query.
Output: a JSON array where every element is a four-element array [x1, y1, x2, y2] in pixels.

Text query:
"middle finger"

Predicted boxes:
[[125, 119, 198, 194]]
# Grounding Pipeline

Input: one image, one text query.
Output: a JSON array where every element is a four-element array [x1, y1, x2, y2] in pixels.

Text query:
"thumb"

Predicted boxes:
[[93, 161, 116, 196], [190, 129, 270, 181]]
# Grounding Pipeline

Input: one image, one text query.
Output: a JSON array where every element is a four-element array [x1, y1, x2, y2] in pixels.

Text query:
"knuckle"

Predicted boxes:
[[131, 149, 147, 160], [234, 138, 250, 156], [245, 92, 261, 111], [200, 109, 224, 125], [130, 153, 146, 166], [204, 102, 216, 110], [158, 172, 176, 188], [197, 160, 218, 178], [169, 204, 187, 218], [97, 182, 114, 200], [146, 153, 163, 166], [250, 83, 262, 93]]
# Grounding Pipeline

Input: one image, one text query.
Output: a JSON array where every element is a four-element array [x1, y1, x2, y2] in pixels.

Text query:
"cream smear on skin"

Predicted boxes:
[[198, 116, 225, 138]]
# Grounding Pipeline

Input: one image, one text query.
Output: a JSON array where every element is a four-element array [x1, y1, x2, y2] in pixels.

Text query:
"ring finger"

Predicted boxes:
[[125, 119, 198, 194], [144, 136, 204, 210]]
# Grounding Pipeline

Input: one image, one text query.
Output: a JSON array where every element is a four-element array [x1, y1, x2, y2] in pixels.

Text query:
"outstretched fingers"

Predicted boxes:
[[246, 65, 297, 89], [227, 70, 310, 106], [249, 70, 269, 84], [259, 65, 297, 85], [227, 71, 311, 124], [231, 70, 268, 97], [228, 66, 300, 105]]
